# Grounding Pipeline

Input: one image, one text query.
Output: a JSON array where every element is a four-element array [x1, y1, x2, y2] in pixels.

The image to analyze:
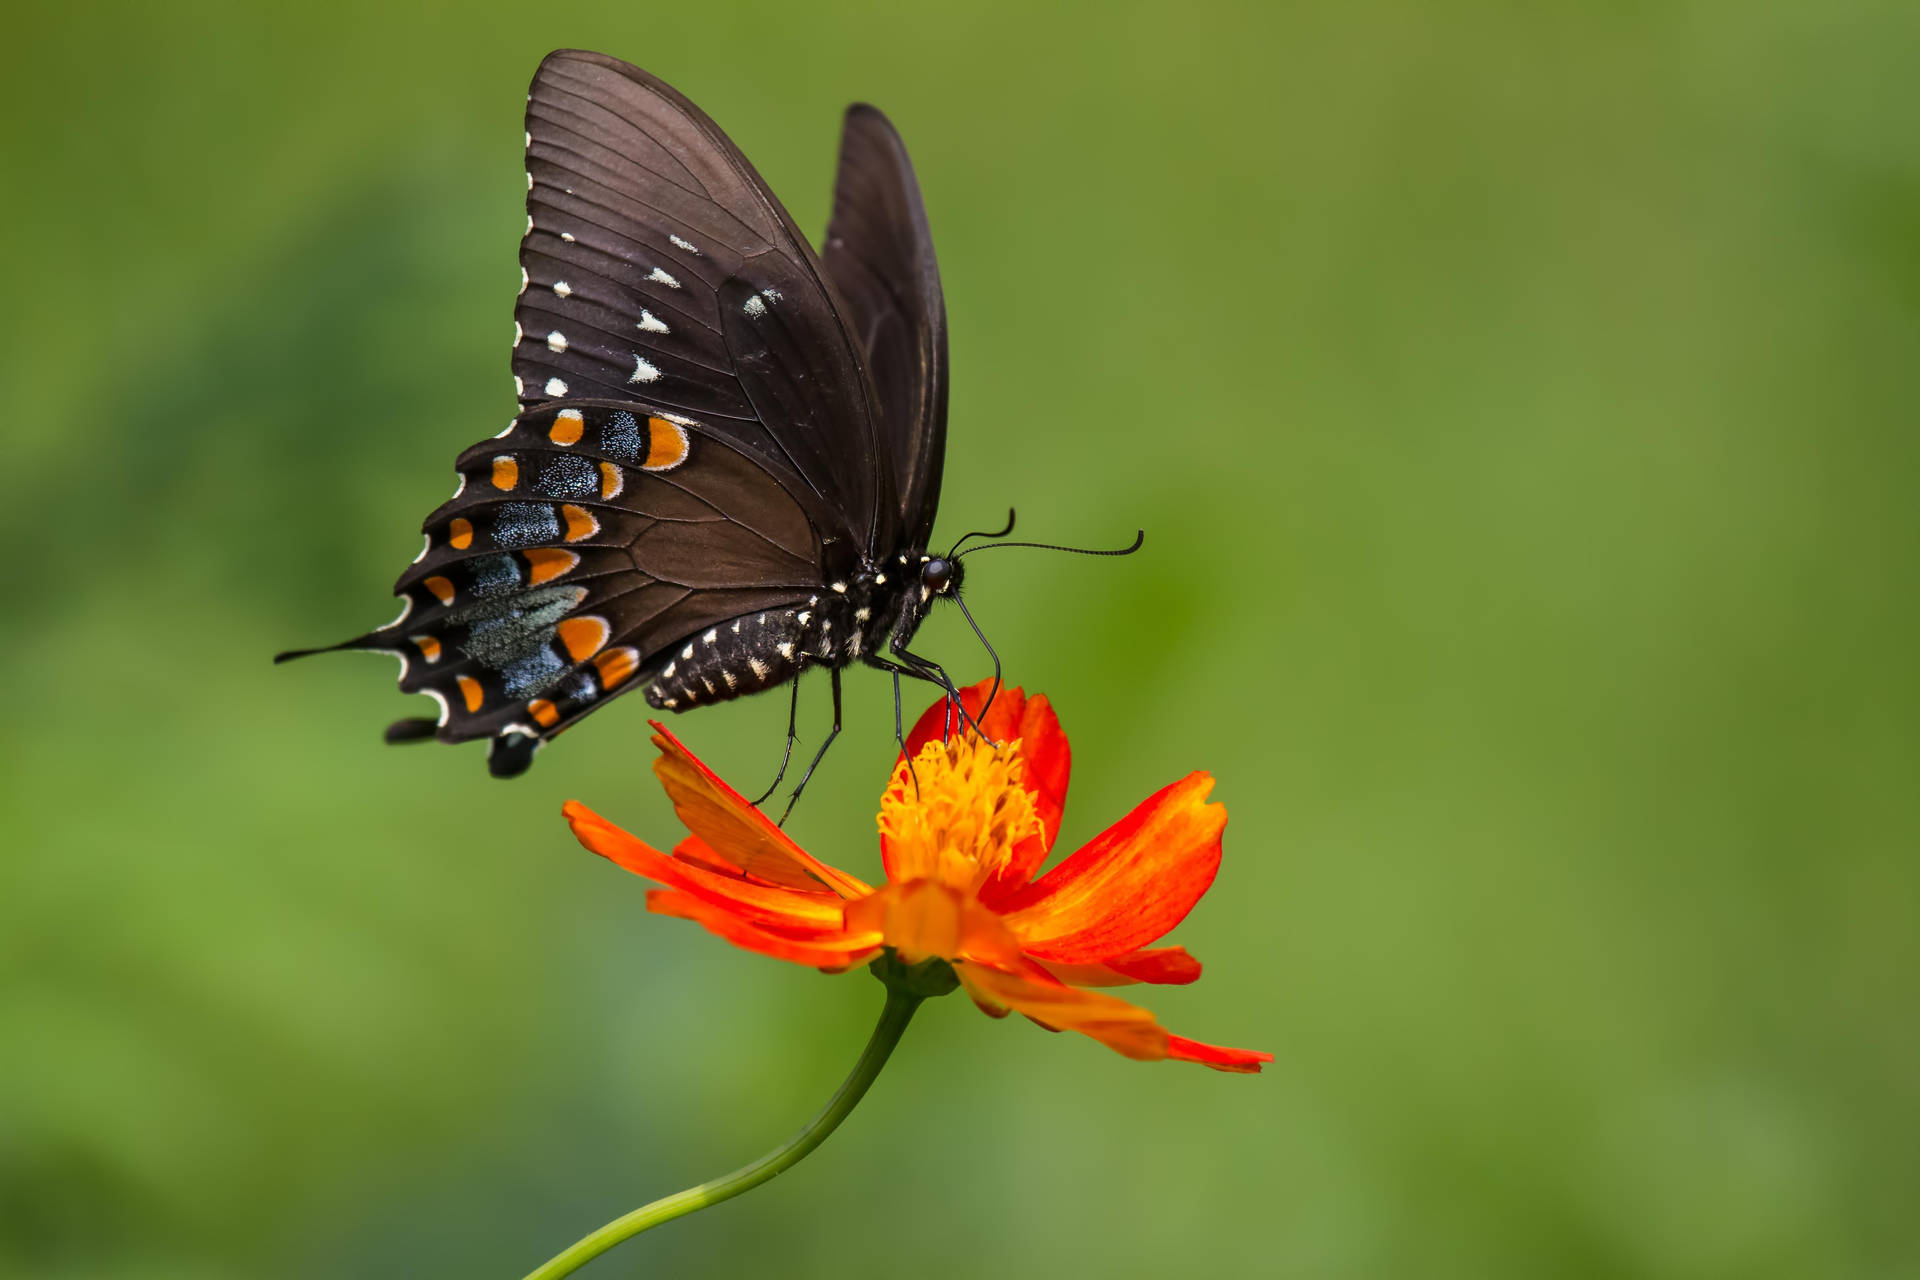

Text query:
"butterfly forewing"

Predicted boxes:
[[515, 49, 895, 554], [821, 105, 949, 550]]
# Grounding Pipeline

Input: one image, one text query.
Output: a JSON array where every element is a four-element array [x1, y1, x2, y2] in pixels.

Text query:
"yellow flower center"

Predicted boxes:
[[877, 734, 1043, 892]]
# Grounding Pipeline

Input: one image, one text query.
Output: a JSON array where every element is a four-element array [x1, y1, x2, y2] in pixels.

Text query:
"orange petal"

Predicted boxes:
[[887, 682, 1071, 898], [648, 722, 870, 899], [564, 800, 851, 934], [1167, 1036, 1274, 1074], [843, 880, 1030, 970], [1038, 946, 1203, 987], [994, 773, 1224, 965], [958, 962, 1267, 1072], [646, 890, 883, 970], [954, 962, 1168, 1061], [672, 834, 746, 879]]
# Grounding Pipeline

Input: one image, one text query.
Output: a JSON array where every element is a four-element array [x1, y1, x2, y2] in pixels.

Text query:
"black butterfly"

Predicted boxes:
[[281, 49, 1077, 797]]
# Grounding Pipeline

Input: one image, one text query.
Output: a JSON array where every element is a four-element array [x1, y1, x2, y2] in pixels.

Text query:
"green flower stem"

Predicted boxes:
[[520, 986, 923, 1280]]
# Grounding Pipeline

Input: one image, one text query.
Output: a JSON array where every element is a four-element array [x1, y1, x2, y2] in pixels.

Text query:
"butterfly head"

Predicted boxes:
[[919, 553, 961, 601]]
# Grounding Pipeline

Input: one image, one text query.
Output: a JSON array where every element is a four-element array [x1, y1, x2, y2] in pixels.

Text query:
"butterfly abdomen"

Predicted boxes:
[[644, 579, 900, 712]]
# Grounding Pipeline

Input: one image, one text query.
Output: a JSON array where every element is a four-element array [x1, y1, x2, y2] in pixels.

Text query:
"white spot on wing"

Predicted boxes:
[[647, 267, 680, 288], [546, 331, 568, 353], [424, 687, 451, 727], [560, 232, 575, 243], [552, 280, 572, 298], [629, 354, 661, 383], [668, 234, 701, 255], [702, 629, 718, 645], [545, 377, 568, 397], [749, 657, 769, 679], [637, 310, 669, 334], [412, 534, 430, 564], [513, 376, 524, 397], [777, 642, 794, 659], [743, 295, 766, 318], [380, 597, 414, 630], [452, 474, 467, 500], [681, 644, 695, 660], [513, 321, 522, 348], [519, 267, 529, 295]]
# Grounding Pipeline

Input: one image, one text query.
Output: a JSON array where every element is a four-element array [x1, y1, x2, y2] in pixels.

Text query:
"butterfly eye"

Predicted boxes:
[[921, 558, 954, 593]]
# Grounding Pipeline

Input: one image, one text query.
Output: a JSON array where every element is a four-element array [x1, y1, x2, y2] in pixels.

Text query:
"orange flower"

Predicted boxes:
[[563, 682, 1271, 1073]]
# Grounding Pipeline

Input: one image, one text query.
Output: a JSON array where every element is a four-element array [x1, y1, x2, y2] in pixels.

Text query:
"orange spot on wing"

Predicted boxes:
[[528, 698, 561, 728], [595, 646, 640, 688], [562, 504, 598, 542], [549, 409, 585, 446], [411, 635, 442, 662], [599, 461, 623, 499], [644, 417, 689, 470], [491, 456, 519, 490], [556, 615, 611, 662], [448, 517, 473, 550], [456, 674, 483, 712], [424, 576, 455, 605], [524, 547, 579, 585]]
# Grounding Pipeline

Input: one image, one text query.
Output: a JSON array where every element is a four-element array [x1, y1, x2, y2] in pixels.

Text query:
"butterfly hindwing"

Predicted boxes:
[[515, 49, 894, 555], [313, 401, 839, 769]]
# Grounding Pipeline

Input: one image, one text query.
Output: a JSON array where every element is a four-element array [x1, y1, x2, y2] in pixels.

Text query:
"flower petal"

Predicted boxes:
[[958, 963, 1269, 1072], [1037, 946, 1203, 987], [1166, 1036, 1274, 1074], [564, 800, 852, 934], [649, 723, 870, 899], [994, 772, 1224, 964], [954, 962, 1168, 1061], [843, 880, 1030, 970], [887, 682, 1071, 896], [646, 890, 883, 970]]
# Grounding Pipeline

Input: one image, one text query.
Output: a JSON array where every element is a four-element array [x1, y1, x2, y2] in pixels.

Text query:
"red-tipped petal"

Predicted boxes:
[[646, 890, 883, 970], [995, 773, 1225, 964], [1038, 946, 1204, 988], [1166, 1036, 1273, 1074], [564, 801, 851, 935], [886, 682, 1072, 894], [954, 962, 1168, 1062], [649, 723, 870, 899]]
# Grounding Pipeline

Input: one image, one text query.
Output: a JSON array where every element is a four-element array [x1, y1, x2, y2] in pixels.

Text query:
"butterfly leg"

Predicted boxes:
[[890, 667, 922, 798], [750, 675, 803, 807], [779, 666, 842, 825], [888, 643, 996, 745]]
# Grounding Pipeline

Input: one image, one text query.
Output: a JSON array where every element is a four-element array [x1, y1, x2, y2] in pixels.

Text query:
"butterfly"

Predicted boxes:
[[281, 49, 1032, 798]]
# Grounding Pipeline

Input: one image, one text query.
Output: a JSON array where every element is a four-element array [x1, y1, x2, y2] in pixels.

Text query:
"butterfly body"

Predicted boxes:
[[642, 547, 960, 715]]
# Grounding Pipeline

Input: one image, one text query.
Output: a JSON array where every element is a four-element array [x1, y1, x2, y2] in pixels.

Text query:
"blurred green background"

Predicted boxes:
[[5, 1, 1917, 1276]]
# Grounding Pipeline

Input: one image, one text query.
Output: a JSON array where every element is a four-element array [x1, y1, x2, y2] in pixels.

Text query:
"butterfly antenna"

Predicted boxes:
[[954, 529, 1146, 559], [952, 593, 1003, 723], [947, 508, 1017, 558]]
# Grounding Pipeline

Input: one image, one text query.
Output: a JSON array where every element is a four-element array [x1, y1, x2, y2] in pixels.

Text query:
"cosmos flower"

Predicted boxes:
[[563, 682, 1270, 1073]]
